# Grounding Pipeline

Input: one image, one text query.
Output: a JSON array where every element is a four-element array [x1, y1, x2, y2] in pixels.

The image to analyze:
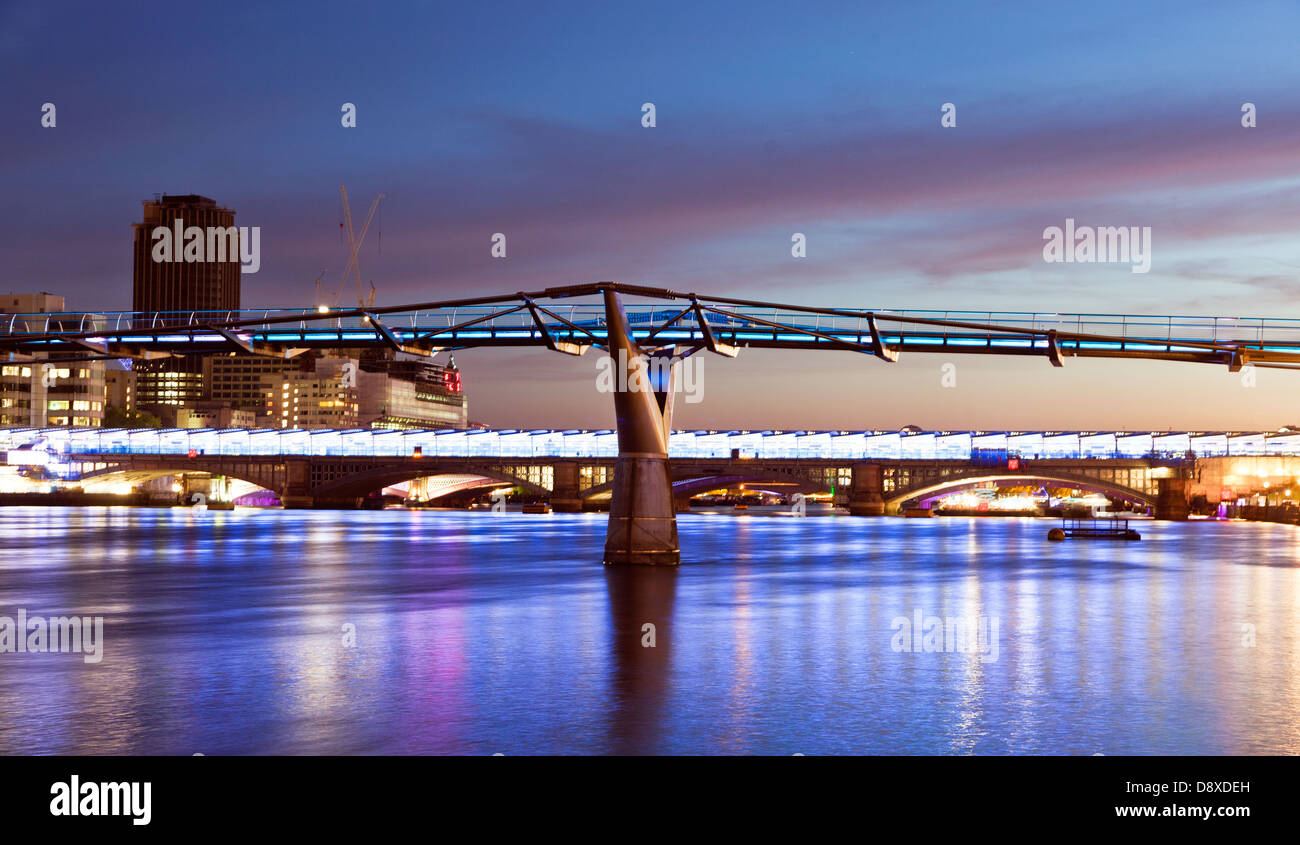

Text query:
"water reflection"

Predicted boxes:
[[0, 508, 1296, 754], [604, 566, 677, 754]]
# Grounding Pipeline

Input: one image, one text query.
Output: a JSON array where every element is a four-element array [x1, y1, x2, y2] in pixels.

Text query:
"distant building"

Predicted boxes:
[[38, 362, 105, 427], [203, 354, 295, 413], [132, 364, 203, 407], [264, 358, 359, 429], [0, 293, 106, 427], [131, 194, 241, 407], [105, 367, 136, 413], [355, 350, 466, 430], [2, 292, 65, 315], [131, 194, 240, 317], [152, 400, 256, 428], [237, 350, 467, 430]]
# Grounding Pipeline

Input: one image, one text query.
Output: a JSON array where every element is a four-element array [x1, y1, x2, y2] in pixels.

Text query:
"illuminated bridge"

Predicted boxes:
[[3, 282, 1300, 370], [4, 283, 1300, 564], [6, 424, 1297, 522]]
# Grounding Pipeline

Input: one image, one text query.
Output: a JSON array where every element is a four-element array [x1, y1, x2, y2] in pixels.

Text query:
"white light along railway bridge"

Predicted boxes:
[[3, 283, 1299, 564]]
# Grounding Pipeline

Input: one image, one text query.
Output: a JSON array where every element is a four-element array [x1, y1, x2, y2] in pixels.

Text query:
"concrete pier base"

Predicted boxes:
[[604, 454, 680, 565], [1155, 477, 1190, 520], [849, 500, 886, 516]]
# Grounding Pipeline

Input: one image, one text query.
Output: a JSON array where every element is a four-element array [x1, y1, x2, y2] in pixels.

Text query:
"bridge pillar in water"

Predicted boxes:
[[551, 460, 584, 513], [1155, 476, 1191, 520], [181, 474, 211, 505], [279, 461, 314, 509], [181, 474, 231, 505], [848, 463, 886, 516], [602, 289, 680, 566]]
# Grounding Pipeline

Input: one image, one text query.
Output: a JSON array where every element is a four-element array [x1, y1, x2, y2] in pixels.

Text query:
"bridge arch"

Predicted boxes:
[[889, 471, 1156, 510], [310, 464, 551, 500], [581, 469, 837, 502], [77, 466, 275, 493], [73, 456, 554, 503]]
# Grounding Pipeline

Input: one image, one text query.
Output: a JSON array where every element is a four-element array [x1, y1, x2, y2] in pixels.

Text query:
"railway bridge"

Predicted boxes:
[[66, 451, 1180, 515]]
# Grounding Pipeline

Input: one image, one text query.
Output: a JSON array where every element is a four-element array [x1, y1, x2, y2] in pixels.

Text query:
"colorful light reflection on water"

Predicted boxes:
[[0, 507, 1297, 755]]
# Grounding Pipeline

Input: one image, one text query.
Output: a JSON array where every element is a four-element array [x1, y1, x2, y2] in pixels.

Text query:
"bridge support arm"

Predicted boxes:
[[867, 314, 899, 363], [1045, 330, 1064, 367], [690, 299, 739, 358], [523, 298, 590, 356]]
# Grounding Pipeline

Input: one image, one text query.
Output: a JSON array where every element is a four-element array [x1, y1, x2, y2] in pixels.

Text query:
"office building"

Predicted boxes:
[[131, 194, 241, 317], [105, 367, 136, 413], [131, 194, 242, 407], [355, 351, 467, 430], [0, 293, 105, 427]]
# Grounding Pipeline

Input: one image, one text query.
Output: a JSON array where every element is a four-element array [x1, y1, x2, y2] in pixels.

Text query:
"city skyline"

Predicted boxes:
[[3, 1, 1299, 430]]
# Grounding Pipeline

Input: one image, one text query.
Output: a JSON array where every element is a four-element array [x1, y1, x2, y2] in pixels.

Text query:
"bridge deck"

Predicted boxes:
[[3, 285, 1300, 367]]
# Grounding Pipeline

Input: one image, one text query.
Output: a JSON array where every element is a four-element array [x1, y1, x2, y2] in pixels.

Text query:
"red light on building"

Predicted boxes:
[[443, 371, 462, 393], [187, 449, 197, 459], [1007, 458, 1020, 471]]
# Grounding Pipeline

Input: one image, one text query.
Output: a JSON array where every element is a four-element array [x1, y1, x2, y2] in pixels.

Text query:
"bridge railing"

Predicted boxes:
[[4, 306, 1300, 351]]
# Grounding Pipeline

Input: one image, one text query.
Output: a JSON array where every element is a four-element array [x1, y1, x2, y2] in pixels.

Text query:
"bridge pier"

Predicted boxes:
[[602, 289, 680, 566], [848, 463, 886, 516], [551, 460, 584, 513], [277, 462, 315, 509], [1155, 476, 1191, 520], [181, 474, 234, 508]]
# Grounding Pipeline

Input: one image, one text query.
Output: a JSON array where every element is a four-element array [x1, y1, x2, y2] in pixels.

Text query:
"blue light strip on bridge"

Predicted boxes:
[[4, 427, 1299, 462]]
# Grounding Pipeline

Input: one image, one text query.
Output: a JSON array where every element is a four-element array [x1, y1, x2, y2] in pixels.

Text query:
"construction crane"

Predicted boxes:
[[330, 186, 384, 310], [312, 269, 328, 311]]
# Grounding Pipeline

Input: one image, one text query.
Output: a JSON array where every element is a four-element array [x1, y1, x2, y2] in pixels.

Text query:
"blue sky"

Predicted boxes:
[[2, 0, 1298, 429]]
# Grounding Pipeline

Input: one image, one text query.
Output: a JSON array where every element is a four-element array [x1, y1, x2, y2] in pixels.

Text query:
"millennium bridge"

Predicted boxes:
[[4, 282, 1300, 564]]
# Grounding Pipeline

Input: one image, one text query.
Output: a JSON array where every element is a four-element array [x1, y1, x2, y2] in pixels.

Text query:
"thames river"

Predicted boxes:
[[0, 506, 1297, 755]]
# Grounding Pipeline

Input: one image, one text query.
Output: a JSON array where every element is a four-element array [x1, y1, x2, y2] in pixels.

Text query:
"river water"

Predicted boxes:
[[0, 506, 1296, 755]]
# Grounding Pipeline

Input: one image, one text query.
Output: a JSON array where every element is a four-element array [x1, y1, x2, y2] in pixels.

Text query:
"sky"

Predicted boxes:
[[1, 0, 1299, 430]]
